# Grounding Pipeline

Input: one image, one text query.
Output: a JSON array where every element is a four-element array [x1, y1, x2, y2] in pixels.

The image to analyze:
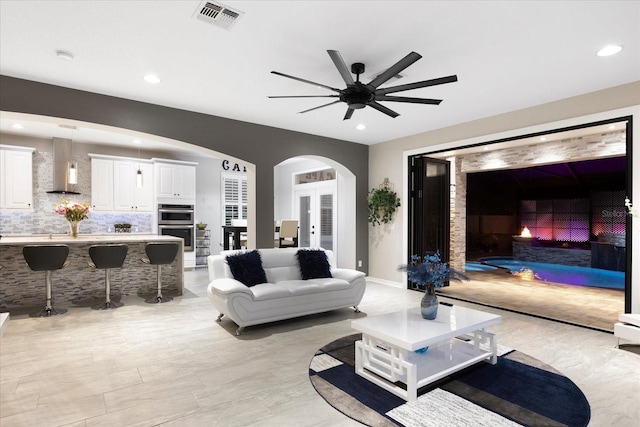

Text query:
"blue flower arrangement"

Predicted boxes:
[[398, 251, 469, 289]]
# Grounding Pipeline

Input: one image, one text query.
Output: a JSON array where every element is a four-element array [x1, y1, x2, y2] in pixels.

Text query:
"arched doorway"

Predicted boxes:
[[274, 155, 357, 269]]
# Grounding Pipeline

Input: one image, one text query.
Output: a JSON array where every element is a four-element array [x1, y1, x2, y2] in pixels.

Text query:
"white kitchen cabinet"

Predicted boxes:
[[90, 157, 114, 211], [184, 251, 196, 269], [154, 161, 197, 200], [0, 145, 34, 210], [113, 160, 154, 212]]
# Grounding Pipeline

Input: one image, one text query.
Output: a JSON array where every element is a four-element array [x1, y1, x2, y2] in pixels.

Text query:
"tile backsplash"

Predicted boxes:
[[0, 150, 154, 235]]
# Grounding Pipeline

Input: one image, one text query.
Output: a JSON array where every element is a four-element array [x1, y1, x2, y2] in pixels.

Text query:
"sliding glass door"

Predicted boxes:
[[408, 155, 451, 285]]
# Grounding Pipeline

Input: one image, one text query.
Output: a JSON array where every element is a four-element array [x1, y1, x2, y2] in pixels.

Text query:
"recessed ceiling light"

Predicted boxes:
[[356, 124, 366, 130], [597, 45, 622, 57], [143, 74, 161, 84], [133, 138, 142, 144], [540, 136, 546, 141], [10, 123, 24, 129], [56, 49, 74, 61], [608, 125, 616, 130]]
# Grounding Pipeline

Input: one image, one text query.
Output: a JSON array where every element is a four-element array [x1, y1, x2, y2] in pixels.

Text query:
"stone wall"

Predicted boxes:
[[512, 241, 591, 267], [0, 242, 182, 310], [451, 129, 625, 272]]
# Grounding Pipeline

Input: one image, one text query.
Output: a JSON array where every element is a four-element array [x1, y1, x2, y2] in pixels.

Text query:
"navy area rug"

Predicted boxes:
[[309, 334, 590, 427]]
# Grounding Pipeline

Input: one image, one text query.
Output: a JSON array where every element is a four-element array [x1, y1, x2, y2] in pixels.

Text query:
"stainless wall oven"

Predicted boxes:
[[158, 204, 195, 251]]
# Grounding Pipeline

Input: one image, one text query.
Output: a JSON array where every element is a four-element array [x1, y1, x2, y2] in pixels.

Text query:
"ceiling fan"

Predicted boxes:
[[269, 50, 457, 120]]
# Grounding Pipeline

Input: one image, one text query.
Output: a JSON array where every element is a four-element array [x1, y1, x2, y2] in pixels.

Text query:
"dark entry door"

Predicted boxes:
[[408, 156, 451, 286]]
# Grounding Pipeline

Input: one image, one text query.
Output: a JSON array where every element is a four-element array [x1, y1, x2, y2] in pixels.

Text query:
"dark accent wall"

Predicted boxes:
[[0, 75, 369, 271]]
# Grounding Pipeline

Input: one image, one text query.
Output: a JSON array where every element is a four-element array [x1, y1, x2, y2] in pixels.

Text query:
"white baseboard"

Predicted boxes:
[[0, 312, 9, 339], [366, 277, 404, 289]]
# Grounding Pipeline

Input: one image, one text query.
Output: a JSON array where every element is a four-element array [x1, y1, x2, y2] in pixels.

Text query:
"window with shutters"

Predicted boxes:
[[221, 173, 247, 226]]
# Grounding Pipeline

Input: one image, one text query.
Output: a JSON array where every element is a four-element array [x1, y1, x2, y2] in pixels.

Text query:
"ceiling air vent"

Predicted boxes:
[[195, 1, 243, 30]]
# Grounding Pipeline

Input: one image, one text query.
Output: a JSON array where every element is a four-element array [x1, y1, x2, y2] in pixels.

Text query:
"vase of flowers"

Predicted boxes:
[[54, 198, 90, 237], [398, 251, 469, 319]]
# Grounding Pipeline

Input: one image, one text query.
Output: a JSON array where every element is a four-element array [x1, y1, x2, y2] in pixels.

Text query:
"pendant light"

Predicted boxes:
[[67, 126, 78, 185], [68, 162, 78, 184], [136, 167, 143, 188], [135, 140, 143, 188]]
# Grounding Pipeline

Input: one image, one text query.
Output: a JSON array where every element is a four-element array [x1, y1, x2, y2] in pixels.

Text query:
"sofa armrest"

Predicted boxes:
[[210, 278, 253, 296], [331, 268, 366, 283]]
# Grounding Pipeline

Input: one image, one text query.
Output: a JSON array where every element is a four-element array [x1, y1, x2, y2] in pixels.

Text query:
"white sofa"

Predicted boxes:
[[207, 248, 366, 335]]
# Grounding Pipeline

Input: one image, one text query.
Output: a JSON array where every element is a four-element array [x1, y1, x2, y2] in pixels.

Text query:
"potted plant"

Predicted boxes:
[[398, 251, 469, 319], [368, 186, 400, 226]]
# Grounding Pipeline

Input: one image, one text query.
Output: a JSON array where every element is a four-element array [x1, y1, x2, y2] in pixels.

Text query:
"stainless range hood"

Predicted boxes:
[[47, 137, 80, 195]]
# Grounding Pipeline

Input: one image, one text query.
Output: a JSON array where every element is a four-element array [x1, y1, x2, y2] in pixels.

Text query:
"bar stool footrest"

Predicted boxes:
[[92, 300, 124, 310], [29, 307, 68, 317], [145, 295, 173, 304]]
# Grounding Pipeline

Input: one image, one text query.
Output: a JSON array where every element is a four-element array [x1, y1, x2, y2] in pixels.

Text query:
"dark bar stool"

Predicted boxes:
[[141, 242, 179, 303], [23, 244, 70, 317], [88, 244, 128, 310]]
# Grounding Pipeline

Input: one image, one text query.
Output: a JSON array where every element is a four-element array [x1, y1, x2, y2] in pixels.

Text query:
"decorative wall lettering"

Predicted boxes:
[[222, 160, 246, 172]]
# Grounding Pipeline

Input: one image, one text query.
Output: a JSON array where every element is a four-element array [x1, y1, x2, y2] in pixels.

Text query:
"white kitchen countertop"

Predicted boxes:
[[0, 234, 181, 245]]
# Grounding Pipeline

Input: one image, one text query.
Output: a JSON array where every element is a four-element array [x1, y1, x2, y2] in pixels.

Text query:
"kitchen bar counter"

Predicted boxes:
[[0, 234, 184, 311], [0, 233, 179, 245]]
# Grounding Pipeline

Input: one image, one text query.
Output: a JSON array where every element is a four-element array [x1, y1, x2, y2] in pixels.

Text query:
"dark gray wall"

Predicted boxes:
[[0, 75, 369, 271]]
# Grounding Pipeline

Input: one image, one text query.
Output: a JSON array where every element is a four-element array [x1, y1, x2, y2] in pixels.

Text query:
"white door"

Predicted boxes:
[[295, 185, 336, 253]]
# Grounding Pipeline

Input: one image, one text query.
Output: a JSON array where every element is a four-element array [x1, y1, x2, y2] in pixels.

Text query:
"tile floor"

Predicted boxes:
[[437, 269, 625, 332], [1, 268, 638, 426]]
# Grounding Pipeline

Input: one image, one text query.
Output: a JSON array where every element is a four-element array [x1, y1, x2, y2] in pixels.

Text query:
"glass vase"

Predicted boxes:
[[420, 285, 438, 320], [68, 220, 80, 238]]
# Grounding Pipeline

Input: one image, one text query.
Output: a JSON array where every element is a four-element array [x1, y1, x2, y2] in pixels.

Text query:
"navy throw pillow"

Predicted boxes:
[[226, 250, 267, 287], [297, 249, 332, 280]]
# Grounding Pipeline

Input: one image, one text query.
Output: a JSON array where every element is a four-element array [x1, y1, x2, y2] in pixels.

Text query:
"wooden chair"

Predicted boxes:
[[278, 220, 299, 248]]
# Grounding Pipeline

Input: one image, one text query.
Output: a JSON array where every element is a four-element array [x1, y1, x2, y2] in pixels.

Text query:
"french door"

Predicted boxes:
[[295, 185, 336, 252], [408, 155, 451, 285]]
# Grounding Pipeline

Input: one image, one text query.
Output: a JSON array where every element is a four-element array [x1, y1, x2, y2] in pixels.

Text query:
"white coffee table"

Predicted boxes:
[[351, 305, 501, 402]]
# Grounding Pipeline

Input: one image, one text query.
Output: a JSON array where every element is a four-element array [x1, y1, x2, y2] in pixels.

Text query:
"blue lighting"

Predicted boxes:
[[474, 258, 624, 290]]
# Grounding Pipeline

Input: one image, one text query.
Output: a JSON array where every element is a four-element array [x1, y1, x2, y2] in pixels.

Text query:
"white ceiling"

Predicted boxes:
[[0, 0, 638, 151]]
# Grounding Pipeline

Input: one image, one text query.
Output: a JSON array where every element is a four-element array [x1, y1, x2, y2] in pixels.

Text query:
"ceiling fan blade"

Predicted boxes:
[[343, 108, 355, 120], [375, 75, 458, 95], [375, 95, 442, 105], [298, 100, 342, 114], [367, 101, 399, 118], [268, 95, 340, 98], [271, 71, 341, 93], [327, 50, 355, 86], [367, 52, 422, 89]]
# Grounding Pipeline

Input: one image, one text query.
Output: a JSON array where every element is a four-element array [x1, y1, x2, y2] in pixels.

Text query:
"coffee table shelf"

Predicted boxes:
[[352, 305, 501, 402]]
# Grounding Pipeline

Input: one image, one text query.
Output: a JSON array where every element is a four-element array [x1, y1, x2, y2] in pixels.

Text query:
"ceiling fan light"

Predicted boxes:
[[597, 45, 622, 57], [356, 124, 366, 130], [56, 50, 74, 61], [143, 74, 161, 84]]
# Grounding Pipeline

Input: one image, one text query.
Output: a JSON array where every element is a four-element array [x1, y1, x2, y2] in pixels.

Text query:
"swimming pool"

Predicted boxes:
[[473, 258, 625, 290]]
